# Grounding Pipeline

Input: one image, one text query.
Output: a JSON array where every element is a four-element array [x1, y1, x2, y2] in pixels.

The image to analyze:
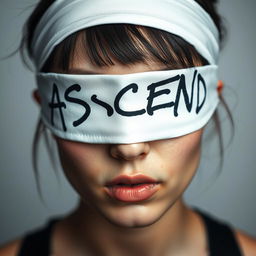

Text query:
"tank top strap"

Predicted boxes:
[[195, 208, 243, 256], [17, 218, 59, 256]]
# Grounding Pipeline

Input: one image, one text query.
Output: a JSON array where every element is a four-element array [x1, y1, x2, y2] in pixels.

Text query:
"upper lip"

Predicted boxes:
[[105, 174, 159, 186]]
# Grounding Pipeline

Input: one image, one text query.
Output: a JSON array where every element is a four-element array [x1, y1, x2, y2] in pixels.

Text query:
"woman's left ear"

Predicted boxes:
[[32, 89, 41, 105], [217, 80, 224, 96]]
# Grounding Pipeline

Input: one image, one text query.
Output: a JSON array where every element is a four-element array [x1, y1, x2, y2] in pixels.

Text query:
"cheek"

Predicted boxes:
[[175, 131, 202, 189], [55, 140, 108, 191], [157, 130, 203, 188], [174, 131, 202, 170]]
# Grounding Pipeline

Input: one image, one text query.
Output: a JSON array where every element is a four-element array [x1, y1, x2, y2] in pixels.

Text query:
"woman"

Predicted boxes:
[[0, 0, 256, 255]]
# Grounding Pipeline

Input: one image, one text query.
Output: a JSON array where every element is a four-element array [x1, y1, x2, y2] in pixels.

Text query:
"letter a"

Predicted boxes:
[[49, 83, 67, 131]]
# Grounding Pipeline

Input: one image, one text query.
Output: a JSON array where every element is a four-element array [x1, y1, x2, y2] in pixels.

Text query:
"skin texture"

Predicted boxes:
[[56, 130, 203, 229]]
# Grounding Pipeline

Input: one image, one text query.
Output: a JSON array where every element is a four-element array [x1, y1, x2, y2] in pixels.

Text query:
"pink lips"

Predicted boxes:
[[105, 174, 161, 202]]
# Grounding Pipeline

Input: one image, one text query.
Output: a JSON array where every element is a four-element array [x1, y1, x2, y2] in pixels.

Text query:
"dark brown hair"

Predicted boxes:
[[20, 0, 232, 199]]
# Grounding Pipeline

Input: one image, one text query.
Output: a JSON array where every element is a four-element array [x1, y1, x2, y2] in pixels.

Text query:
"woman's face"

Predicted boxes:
[[52, 49, 204, 228], [56, 130, 202, 228]]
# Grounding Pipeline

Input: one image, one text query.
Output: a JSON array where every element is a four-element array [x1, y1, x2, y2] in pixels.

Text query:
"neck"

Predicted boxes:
[[63, 199, 202, 256]]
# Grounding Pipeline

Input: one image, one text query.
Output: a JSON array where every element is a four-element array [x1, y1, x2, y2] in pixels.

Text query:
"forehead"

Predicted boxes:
[[68, 61, 169, 75]]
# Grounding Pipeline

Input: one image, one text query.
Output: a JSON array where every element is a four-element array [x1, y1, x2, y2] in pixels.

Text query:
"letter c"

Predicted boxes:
[[114, 83, 146, 116]]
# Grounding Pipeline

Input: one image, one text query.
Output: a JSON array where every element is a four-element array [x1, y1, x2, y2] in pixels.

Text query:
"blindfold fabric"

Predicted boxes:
[[32, 0, 220, 143], [37, 66, 219, 144]]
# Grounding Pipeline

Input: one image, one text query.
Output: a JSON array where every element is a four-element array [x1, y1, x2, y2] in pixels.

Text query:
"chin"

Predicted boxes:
[[100, 203, 168, 229]]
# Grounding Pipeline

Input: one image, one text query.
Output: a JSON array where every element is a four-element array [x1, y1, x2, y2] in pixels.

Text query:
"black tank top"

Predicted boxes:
[[17, 209, 242, 256]]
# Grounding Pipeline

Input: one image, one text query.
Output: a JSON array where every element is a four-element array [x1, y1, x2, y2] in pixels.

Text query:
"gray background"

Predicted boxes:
[[0, 0, 256, 245]]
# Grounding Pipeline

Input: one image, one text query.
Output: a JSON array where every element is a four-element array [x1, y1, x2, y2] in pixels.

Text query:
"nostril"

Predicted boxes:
[[139, 152, 147, 158]]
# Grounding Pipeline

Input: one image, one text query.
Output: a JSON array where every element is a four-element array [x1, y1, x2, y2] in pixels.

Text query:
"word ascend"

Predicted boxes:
[[48, 70, 207, 131]]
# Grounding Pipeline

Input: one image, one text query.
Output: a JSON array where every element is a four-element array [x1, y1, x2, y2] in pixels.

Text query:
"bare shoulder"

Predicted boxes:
[[235, 229, 256, 256], [0, 238, 23, 256]]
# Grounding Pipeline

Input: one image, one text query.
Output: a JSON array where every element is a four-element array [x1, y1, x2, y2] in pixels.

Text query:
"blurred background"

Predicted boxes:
[[0, 0, 256, 245]]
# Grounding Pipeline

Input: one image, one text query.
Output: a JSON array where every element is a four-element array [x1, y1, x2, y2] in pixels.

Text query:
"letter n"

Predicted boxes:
[[174, 71, 197, 117]]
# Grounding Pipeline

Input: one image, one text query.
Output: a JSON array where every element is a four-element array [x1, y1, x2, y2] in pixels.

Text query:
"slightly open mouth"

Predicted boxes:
[[107, 182, 153, 187]]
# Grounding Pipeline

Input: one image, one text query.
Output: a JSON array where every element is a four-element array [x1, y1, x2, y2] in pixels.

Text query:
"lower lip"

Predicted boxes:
[[105, 183, 160, 202]]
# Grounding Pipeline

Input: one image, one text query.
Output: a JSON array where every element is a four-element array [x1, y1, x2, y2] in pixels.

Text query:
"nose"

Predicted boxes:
[[110, 142, 150, 161]]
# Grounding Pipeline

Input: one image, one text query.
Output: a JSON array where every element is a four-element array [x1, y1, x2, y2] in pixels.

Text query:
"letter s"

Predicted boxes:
[[64, 84, 91, 127]]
